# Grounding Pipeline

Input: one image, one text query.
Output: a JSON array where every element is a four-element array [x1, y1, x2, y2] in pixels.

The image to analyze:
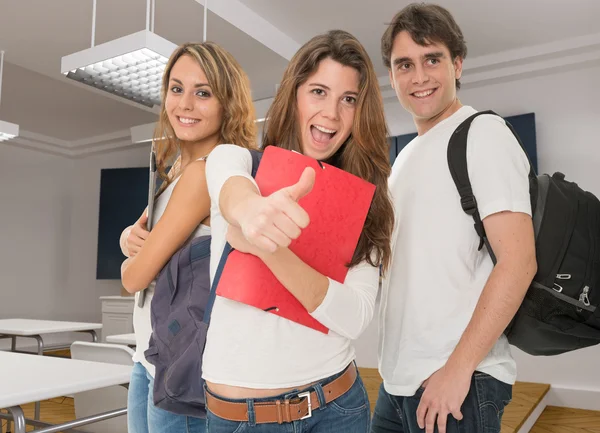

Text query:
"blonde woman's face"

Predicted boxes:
[[296, 58, 359, 161], [165, 54, 223, 144]]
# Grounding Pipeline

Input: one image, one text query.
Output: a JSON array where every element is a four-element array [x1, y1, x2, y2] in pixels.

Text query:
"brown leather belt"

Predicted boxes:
[[205, 364, 358, 424]]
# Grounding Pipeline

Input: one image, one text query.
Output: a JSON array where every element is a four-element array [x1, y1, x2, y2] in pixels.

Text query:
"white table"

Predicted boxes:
[[0, 351, 131, 433], [0, 319, 102, 420], [105, 333, 136, 346], [0, 319, 102, 355]]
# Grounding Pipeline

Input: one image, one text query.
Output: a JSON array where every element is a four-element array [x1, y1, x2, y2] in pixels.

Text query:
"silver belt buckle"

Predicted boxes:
[[297, 391, 312, 420]]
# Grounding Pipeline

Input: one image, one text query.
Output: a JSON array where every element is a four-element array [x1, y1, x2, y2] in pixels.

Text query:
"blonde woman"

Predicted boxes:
[[120, 42, 256, 433]]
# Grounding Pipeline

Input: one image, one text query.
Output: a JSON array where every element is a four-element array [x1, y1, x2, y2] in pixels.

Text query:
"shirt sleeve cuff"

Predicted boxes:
[[479, 199, 532, 220]]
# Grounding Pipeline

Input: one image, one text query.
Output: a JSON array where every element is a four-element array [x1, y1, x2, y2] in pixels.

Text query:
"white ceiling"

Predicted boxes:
[[238, 0, 600, 76], [0, 0, 599, 156]]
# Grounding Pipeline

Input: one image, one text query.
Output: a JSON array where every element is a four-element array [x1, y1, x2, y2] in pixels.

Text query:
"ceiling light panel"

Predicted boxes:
[[61, 30, 176, 108]]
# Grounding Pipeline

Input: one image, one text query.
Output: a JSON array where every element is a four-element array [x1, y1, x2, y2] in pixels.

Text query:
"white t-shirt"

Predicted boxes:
[[202, 145, 380, 388], [132, 164, 211, 377], [379, 106, 532, 396]]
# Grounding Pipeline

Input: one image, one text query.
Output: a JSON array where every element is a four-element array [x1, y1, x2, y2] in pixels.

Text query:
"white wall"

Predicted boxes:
[[355, 64, 600, 395], [67, 146, 151, 321], [0, 145, 73, 320], [0, 143, 150, 349], [0, 145, 74, 349]]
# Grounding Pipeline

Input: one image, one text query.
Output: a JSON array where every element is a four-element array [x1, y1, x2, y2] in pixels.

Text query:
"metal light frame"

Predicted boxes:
[[61, 0, 177, 108]]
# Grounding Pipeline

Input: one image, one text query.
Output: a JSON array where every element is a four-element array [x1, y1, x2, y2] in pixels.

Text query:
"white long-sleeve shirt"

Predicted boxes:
[[201, 144, 379, 388]]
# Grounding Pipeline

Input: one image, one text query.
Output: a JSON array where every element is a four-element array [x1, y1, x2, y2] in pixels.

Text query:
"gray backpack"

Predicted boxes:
[[144, 149, 262, 417]]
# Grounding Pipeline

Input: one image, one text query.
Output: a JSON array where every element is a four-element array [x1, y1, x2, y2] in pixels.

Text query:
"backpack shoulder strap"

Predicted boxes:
[[447, 110, 538, 266], [249, 149, 263, 177], [447, 110, 501, 264], [203, 148, 263, 323]]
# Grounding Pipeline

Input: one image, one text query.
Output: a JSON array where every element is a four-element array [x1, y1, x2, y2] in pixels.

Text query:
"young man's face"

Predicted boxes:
[[388, 31, 463, 133]]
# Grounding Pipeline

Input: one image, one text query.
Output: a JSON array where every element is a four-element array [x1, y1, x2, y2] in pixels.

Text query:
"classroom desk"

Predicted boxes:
[[0, 319, 102, 355], [0, 318, 102, 421], [0, 351, 131, 433]]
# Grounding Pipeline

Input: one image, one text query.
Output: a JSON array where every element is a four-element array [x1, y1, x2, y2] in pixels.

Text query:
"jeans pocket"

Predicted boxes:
[[474, 373, 513, 433], [328, 374, 370, 416]]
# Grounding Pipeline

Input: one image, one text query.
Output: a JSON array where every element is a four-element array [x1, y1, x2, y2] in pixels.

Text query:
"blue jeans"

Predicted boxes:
[[370, 372, 512, 433], [205, 364, 370, 432], [128, 362, 207, 433]]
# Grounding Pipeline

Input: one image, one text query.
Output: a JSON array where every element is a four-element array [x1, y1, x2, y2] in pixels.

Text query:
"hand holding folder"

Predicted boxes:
[[216, 146, 376, 333]]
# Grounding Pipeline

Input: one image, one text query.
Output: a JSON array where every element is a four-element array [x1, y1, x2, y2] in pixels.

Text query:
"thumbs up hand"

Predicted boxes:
[[280, 166, 316, 203], [237, 167, 316, 254]]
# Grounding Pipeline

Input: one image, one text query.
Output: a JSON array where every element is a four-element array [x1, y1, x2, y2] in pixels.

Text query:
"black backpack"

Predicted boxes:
[[447, 110, 600, 356]]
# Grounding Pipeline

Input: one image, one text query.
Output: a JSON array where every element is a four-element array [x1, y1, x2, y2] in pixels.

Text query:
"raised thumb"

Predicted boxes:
[[287, 167, 316, 202]]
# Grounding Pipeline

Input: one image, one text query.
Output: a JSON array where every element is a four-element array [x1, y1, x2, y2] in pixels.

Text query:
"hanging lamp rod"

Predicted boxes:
[[203, 0, 208, 42], [90, 0, 156, 48], [0, 50, 5, 107]]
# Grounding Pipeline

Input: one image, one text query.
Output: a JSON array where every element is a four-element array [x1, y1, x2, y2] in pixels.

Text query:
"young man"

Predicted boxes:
[[372, 4, 537, 433]]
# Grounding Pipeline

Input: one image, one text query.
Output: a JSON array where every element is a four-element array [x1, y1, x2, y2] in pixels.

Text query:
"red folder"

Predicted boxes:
[[216, 146, 376, 333]]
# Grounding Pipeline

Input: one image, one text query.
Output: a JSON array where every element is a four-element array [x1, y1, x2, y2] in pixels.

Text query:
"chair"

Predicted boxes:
[[70, 341, 134, 433]]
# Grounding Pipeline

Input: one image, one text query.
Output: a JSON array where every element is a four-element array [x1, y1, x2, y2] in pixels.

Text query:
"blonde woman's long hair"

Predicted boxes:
[[153, 42, 257, 185]]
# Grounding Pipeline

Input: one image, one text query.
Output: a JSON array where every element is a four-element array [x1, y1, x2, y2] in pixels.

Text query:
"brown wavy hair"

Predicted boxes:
[[381, 3, 467, 89], [263, 30, 394, 273], [153, 42, 257, 185]]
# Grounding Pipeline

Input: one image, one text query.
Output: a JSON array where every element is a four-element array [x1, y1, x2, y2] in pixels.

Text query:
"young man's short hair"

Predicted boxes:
[[381, 3, 467, 88]]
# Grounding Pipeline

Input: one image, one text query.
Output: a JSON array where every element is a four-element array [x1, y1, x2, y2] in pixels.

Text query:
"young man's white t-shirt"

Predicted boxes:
[[379, 105, 532, 396]]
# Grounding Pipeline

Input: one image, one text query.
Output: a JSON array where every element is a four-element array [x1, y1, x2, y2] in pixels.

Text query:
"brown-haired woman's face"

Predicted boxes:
[[165, 54, 223, 144], [296, 58, 359, 160]]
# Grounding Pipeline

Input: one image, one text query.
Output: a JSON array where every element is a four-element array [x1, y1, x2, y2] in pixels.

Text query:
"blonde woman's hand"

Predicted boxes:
[[125, 211, 150, 257]]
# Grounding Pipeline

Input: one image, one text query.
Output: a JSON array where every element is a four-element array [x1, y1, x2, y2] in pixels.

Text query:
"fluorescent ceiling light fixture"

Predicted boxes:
[[61, 30, 176, 108], [0, 120, 19, 142]]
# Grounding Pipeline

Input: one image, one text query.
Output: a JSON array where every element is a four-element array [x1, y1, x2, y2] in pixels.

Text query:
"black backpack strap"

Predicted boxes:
[[203, 148, 263, 323], [447, 110, 537, 266], [447, 110, 500, 264]]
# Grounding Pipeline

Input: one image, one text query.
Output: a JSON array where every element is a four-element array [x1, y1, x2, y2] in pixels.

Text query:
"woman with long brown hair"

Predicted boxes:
[[202, 30, 394, 432], [119, 41, 256, 433]]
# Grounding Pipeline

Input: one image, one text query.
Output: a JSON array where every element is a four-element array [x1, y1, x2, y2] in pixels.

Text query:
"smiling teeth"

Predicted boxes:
[[314, 125, 336, 134], [179, 117, 199, 124], [413, 89, 434, 98]]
